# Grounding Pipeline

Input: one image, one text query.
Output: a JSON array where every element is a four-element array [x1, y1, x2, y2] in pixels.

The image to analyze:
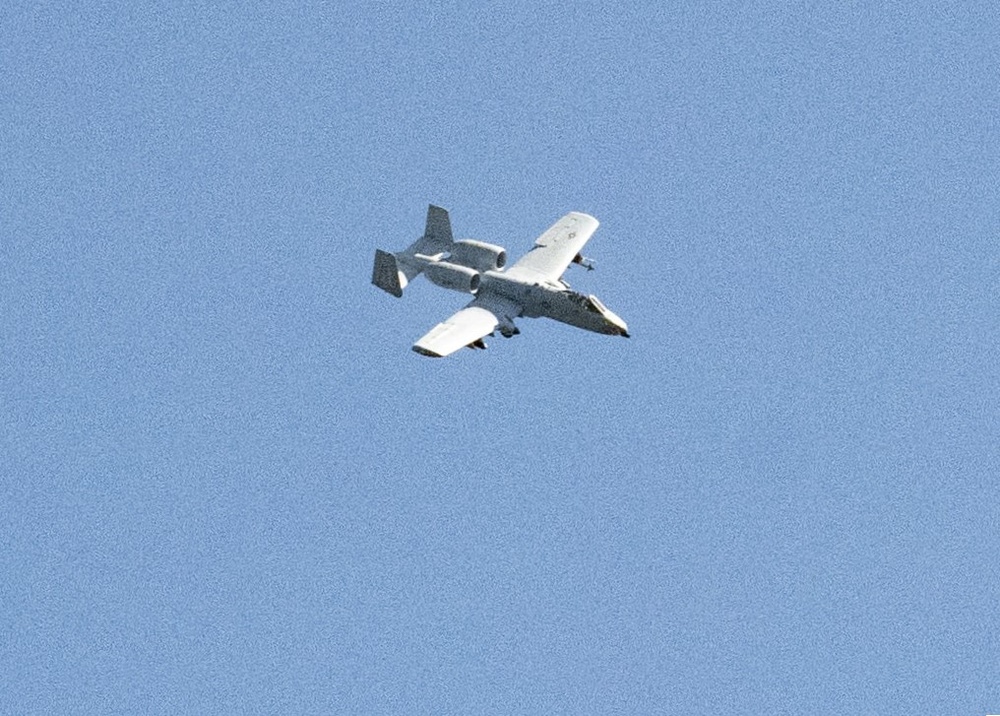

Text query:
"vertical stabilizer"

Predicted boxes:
[[422, 205, 453, 250], [371, 249, 405, 297]]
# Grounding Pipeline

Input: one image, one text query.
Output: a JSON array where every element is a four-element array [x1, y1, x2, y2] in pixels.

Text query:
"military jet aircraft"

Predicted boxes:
[[372, 205, 629, 357]]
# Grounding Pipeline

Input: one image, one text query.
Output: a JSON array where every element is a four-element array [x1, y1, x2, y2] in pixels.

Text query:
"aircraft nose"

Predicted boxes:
[[608, 315, 629, 338]]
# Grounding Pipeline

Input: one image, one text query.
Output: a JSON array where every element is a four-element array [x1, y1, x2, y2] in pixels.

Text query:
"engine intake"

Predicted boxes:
[[423, 261, 481, 294], [448, 240, 507, 273]]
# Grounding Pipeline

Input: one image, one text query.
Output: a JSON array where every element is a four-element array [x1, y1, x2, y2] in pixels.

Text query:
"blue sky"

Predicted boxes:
[[3, 1, 998, 713]]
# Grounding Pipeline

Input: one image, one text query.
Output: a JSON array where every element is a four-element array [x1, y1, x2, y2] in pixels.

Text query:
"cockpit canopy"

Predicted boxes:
[[567, 292, 609, 315], [588, 295, 608, 314]]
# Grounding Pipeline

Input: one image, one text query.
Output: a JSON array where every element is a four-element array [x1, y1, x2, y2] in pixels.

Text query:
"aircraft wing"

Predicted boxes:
[[504, 212, 599, 282], [412, 294, 521, 358]]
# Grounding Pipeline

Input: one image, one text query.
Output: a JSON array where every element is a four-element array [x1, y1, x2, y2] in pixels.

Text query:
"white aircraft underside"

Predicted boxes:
[[372, 205, 629, 357]]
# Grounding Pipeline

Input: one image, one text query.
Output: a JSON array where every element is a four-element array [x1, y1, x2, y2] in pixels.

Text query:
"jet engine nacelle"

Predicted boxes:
[[423, 261, 481, 294], [448, 240, 507, 273]]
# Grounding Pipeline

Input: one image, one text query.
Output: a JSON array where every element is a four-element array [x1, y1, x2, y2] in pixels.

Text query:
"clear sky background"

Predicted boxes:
[[3, 1, 998, 713]]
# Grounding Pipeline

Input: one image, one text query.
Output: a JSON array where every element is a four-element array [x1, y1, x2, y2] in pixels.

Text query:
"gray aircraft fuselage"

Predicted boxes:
[[480, 271, 629, 337]]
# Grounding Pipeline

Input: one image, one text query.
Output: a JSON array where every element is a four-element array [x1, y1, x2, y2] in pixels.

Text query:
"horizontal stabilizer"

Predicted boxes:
[[371, 249, 405, 297]]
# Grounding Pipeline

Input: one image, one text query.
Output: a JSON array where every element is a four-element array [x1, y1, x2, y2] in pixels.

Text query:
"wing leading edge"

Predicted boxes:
[[504, 212, 599, 282]]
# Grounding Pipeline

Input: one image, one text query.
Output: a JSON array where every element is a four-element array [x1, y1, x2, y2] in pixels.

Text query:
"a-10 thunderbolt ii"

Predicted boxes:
[[371, 205, 630, 357]]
